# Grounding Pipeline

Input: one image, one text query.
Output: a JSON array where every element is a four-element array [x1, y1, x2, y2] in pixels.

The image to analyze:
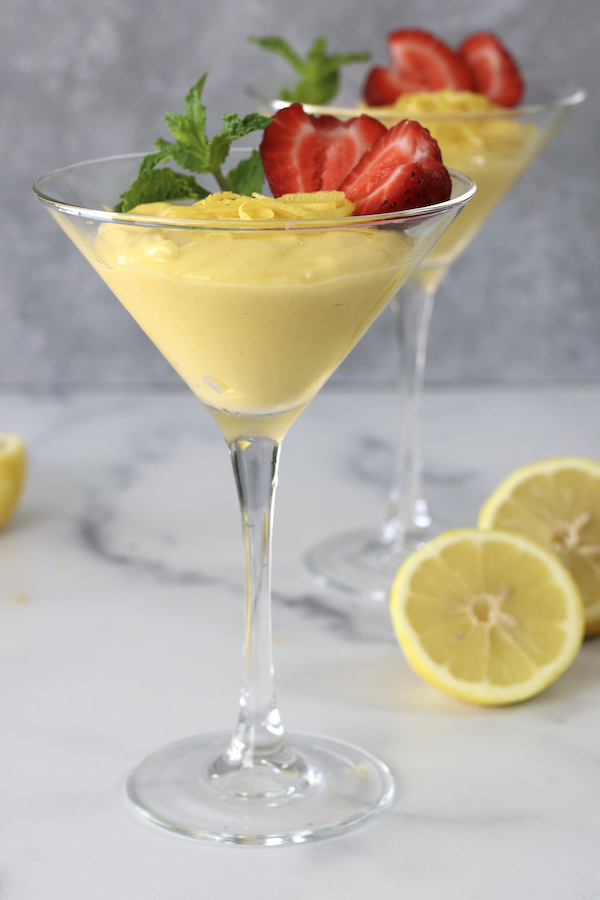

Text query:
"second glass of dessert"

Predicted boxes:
[[250, 29, 586, 599]]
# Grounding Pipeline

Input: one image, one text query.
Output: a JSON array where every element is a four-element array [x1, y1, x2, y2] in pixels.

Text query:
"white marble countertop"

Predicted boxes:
[[2, 386, 600, 899]]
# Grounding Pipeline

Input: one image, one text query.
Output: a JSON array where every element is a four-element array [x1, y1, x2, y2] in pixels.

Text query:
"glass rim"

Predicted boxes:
[[33, 152, 476, 232], [247, 74, 587, 123]]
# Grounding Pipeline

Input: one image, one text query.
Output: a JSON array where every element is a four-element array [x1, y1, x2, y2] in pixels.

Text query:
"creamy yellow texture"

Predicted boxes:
[[66, 193, 419, 441], [366, 90, 543, 291]]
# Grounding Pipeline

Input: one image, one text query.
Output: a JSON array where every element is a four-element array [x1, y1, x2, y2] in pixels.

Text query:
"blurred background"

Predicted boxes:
[[1, 0, 598, 390]]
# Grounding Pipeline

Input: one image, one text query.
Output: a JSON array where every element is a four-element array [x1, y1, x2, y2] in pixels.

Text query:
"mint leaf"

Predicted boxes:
[[221, 112, 273, 140], [114, 168, 208, 213], [250, 34, 370, 105], [226, 150, 265, 195], [184, 73, 209, 131], [163, 74, 211, 171], [209, 113, 273, 177], [164, 112, 211, 169], [248, 37, 305, 74], [151, 136, 209, 175], [139, 141, 177, 172], [112, 73, 272, 209]]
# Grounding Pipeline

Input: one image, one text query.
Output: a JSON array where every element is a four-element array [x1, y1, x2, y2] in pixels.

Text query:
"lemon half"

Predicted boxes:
[[479, 457, 600, 635], [0, 434, 26, 529], [390, 528, 584, 705]]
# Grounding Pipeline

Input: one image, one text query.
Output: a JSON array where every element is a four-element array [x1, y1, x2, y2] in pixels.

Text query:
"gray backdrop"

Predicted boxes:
[[2, 0, 598, 389]]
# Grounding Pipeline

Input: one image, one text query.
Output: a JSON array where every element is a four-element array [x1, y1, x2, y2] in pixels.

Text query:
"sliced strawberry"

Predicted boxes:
[[362, 30, 472, 106], [459, 32, 524, 107], [363, 66, 404, 106], [260, 104, 386, 196], [339, 119, 451, 216], [259, 104, 322, 196], [420, 157, 454, 205], [387, 29, 473, 93], [314, 114, 387, 190]]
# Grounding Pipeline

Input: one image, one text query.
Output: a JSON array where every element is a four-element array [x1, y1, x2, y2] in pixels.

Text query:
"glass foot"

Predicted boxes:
[[127, 731, 394, 845], [304, 528, 429, 601]]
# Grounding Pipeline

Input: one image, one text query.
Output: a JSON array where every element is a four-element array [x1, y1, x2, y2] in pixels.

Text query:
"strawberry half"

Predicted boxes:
[[363, 66, 404, 106], [363, 29, 473, 105], [387, 30, 474, 92], [459, 32, 524, 107], [260, 104, 387, 197], [311, 113, 388, 190], [339, 119, 452, 216]]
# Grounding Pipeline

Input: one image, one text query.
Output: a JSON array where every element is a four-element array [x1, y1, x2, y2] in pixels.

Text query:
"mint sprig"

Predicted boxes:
[[249, 35, 370, 105], [113, 74, 272, 213]]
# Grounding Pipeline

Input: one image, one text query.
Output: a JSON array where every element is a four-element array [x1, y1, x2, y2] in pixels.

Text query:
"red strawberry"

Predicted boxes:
[[339, 119, 451, 216], [363, 66, 404, 106], [459, 32, 524, 107], [259, 104, 321, 196], [362, 29, 474, 105], [260, 104, 387, 196], [312, 113, 388, 190], [387, 29, 473, 92]]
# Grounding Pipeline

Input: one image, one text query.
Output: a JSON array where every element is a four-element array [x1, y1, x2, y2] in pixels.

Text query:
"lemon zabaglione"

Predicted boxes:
[[34, 70, 476, 839], [479, 457, 600, 636], [390, 528, 584, 705]]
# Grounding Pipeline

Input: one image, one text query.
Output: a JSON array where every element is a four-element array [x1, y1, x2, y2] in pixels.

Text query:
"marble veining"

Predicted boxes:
[[2, 387, 600, 899]]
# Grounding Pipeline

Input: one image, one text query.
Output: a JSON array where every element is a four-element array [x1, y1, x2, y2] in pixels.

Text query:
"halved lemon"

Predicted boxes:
[[0, 434, 26, 529], [478, 457, 600, 635], [390, 528, 584, 705]]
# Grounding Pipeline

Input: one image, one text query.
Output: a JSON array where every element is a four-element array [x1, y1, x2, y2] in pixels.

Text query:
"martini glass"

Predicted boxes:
[[250, 77, 586, 599], [34, 154, 473, 844]]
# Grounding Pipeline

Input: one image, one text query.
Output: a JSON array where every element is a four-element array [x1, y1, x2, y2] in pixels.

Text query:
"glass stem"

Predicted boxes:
[[229, 436, 286, 758], [210, 435, 309, 797], [381, 277, 436, 548]]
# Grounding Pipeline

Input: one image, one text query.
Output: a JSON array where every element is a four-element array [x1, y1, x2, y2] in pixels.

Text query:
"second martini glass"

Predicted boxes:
[[250, 77, 586, 599], [34, 154, 474, 844]]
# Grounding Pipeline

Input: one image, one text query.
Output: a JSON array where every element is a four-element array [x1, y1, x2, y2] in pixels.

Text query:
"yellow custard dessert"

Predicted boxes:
[[366, 89, 543, 291], [59, 192, 419, 441]]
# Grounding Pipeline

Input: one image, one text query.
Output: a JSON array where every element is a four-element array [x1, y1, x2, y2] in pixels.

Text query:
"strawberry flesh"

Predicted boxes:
[[459, 32, 524, 107], [260, 104, 386, 197], [313, 114, 388, 190], [363, 29, 472, 105], [259, 104, 321, 196], [364, 66, 405, 106], [340, 119, 452, 216], [387, 29, 474, 92]]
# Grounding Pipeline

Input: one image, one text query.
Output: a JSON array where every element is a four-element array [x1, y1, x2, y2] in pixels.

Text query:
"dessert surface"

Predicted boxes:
[[82, 195, 416, 439]]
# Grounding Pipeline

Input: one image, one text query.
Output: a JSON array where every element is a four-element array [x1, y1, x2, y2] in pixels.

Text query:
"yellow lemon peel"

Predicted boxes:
[[160, 191, 356, 221]]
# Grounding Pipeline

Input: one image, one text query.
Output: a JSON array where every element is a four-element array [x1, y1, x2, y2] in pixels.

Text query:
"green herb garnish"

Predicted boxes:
[[114, 74, 272, 213], [249, 35, 370, 105]]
